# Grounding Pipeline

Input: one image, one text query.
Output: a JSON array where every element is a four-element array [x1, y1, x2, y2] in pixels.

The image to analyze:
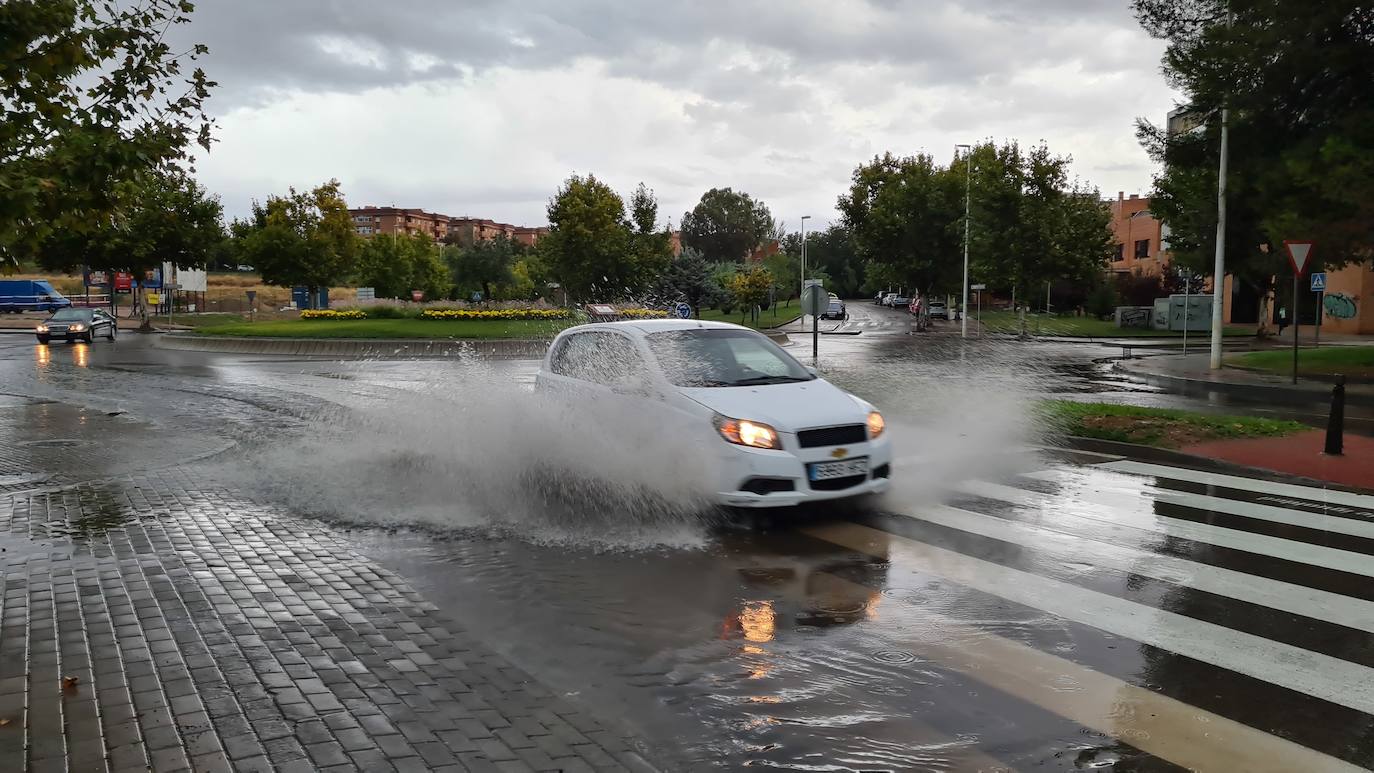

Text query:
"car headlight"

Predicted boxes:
[[867, 410, 885, 439], [714, 414, 780, 450], [70, 324, 85, 331], [35, 325, 47, 333]]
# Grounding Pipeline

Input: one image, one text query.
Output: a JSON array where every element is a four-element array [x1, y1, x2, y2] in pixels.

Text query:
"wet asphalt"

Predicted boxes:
[[2, 311, 1373, 772]]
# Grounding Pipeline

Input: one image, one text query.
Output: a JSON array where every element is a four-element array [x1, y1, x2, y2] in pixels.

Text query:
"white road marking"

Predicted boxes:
[[1097, 459, 1374, 511], [898, 501, 1374, 634], [808, 522, 1374, 717], [958, 478, 1374, 579]]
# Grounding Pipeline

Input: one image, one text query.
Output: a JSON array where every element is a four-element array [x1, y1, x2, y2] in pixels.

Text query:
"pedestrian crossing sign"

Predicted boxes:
[[1310, 272, 1327, 292]]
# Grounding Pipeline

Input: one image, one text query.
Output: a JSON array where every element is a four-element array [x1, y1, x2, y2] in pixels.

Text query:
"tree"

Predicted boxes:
[[838, 152, 963, 296], [653, 249, 715, 315], [540, 174, 661, 302], [681, 188, 777, 262], [627, 183, 674, 292], [762, 250, 799, 306], [238, 180, 357, 305], [357, 233, 449, 300], [32, 169, 223, 326], [780, 225, 864, 298], [444, 235, 516, 301], [1, 0, 216, 258], [1134, 0, 1374, 322], [730, 266, 774, 323]]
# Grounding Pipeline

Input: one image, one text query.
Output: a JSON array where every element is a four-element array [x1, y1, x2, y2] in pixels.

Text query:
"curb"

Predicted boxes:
[[159, 334, 550, 359], [1057, 435, 1374, 496], [1111, 359, 1374, 408]]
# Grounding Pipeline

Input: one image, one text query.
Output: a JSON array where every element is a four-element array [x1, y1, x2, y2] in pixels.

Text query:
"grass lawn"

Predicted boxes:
[[163, 313, 250, 329], [1039, 400, 1306, 448], [194, 318, 573, 339], [977, 310, 1247, 338], [1231, 346, 1374, 378], [696, 307, 799, 330]]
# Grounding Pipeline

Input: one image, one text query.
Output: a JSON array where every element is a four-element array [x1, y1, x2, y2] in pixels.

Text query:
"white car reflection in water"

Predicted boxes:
[[535, 319, 892, 508]]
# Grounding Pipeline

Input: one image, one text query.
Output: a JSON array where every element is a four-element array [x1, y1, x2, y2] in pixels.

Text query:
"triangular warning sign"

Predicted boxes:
[[1284, 240, 1314, 275]]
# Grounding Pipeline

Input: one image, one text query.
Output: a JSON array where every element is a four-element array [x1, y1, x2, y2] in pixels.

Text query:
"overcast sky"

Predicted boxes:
[[183, 0, 1179, 230]]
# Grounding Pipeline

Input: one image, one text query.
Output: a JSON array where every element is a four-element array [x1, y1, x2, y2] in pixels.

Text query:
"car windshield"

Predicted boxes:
[[50, 309, 91, 322], [646, 329, 815, 388]]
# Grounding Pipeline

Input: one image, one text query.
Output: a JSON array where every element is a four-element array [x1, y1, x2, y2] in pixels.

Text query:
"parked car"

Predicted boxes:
[[536, 320, 891, 508], [820, 299, 847, 320], [874, 292, 887, 305], [890, 295, 910, 308], [35, 307, 116, 344], [929, 301, 949, 319], [0, 279, 72, 313]]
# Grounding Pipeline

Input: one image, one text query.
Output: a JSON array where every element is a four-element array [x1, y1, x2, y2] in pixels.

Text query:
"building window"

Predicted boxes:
[[355, 226, 372, 235], [1115, 244, 1124, 262], [1134, 239, 1150, 259]]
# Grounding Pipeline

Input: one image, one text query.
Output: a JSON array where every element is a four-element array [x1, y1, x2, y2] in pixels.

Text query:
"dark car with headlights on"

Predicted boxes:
[[36, 308, 117, 344]]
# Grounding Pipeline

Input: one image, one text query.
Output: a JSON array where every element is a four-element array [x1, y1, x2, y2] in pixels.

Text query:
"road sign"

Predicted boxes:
[[803, 279, 823, 289], [674, 302, 691, 319], [1284, 240, 1314, 275], [970, 283, 986, 291], [801, 284, 828, 317], [1310, 272, 1327, 292]]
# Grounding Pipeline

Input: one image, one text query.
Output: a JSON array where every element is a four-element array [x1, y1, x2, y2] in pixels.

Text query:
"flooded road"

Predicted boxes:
[[2, 322, 1373, 771]]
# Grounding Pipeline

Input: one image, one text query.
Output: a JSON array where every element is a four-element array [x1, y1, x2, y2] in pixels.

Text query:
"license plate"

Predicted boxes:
[[808, 456, 869, 481]]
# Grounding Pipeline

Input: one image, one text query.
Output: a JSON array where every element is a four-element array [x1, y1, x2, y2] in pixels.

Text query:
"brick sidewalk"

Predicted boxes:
[[1182, 429, 1374, 491], [0, 468, 655, 773]]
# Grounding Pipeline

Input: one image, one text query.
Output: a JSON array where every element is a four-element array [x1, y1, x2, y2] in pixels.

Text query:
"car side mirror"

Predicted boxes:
[[805, 366, 819, 378]]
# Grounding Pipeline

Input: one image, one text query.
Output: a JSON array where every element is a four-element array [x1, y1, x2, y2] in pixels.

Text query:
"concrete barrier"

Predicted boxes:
[[159, 334, 550, 360]]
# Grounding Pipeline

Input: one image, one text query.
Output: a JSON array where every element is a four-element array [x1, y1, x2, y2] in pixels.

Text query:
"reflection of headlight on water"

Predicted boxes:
[[35, 346, 50, 366], [74, 345, 89, 367]]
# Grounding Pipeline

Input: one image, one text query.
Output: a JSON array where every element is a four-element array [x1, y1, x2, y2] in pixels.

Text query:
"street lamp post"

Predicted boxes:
[[955, 144, 972, 338], [800, 215, 811, 301]]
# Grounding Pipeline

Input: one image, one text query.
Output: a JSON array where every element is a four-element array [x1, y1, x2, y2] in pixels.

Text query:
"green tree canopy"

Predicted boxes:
[[444, 234, 517, 301], [730, 266, 774, 322], [681, 188, 778, 262], [237, 180, 358, 296], [1134, 0, 1374, 284], [357, 233, 449, 300], [840, 144, 1111, 303], [1, 0, 216, 257], [539, 174, 667, 302], [652, 249, 715, 314]]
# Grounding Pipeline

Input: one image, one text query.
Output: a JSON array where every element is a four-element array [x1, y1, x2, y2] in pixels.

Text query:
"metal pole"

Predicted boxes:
[[1182, 274, 1190, 357], [1045, 281, 1051, 314], [1292, 273, 1300, 385], [802, 307, 813, 365], [1209, 4, 1233, 370], [1315, 291, 1322, 348], [800, 215, 810, 300], [976, 290, 981, 336], [1326, 375, 1346, 456], [961, 148, 971, 339]]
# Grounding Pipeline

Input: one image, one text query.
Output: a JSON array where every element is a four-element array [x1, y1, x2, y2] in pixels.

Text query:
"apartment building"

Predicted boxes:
[[348, 207, 449, 240], [1107, 193, 1169, 276], [348, 207, 549, 248]]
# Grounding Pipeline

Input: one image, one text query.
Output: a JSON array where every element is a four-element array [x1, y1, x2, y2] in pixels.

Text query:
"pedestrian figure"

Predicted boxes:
[[1277, 305, 1289, 336]]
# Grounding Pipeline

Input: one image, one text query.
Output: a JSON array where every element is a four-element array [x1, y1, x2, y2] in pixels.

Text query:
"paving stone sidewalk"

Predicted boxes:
[[0, 467, 656, 773]]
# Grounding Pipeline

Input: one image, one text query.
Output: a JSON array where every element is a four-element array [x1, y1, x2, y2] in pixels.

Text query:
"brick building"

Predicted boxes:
[[1107, 193, 1169, 276], [347, 207, 548, 247]]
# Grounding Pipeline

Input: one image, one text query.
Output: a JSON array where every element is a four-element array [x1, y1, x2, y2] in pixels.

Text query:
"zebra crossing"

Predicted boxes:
[[806, 454, 1374, 771]]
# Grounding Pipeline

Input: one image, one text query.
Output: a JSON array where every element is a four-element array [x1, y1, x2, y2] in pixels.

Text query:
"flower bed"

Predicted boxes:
[[419, 308, 573, 321], [300, 309, 367, 320], [616, 308, 671, 319]]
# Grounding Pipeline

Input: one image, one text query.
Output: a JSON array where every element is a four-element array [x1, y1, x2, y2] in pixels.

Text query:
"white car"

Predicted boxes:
[[535, 320, 892, 508]]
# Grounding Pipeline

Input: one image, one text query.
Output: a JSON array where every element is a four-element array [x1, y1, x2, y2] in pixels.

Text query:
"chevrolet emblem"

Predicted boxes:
[[830, 448, 848, 459]]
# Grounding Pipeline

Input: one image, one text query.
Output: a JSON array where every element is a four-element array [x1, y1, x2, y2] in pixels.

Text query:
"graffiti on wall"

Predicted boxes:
[[1324, 293, 1358, 320]]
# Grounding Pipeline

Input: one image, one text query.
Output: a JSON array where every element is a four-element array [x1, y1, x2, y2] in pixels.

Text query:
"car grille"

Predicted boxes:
[[796, 424, 866, 448], [809, 474, 867, 492]]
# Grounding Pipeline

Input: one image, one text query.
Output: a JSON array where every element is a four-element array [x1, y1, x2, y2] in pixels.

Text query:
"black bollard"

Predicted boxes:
[[1325, 374, 1346, 456]]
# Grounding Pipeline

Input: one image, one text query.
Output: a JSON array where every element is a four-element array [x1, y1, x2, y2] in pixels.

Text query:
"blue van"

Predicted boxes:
[[0, 280, 72, 313]]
